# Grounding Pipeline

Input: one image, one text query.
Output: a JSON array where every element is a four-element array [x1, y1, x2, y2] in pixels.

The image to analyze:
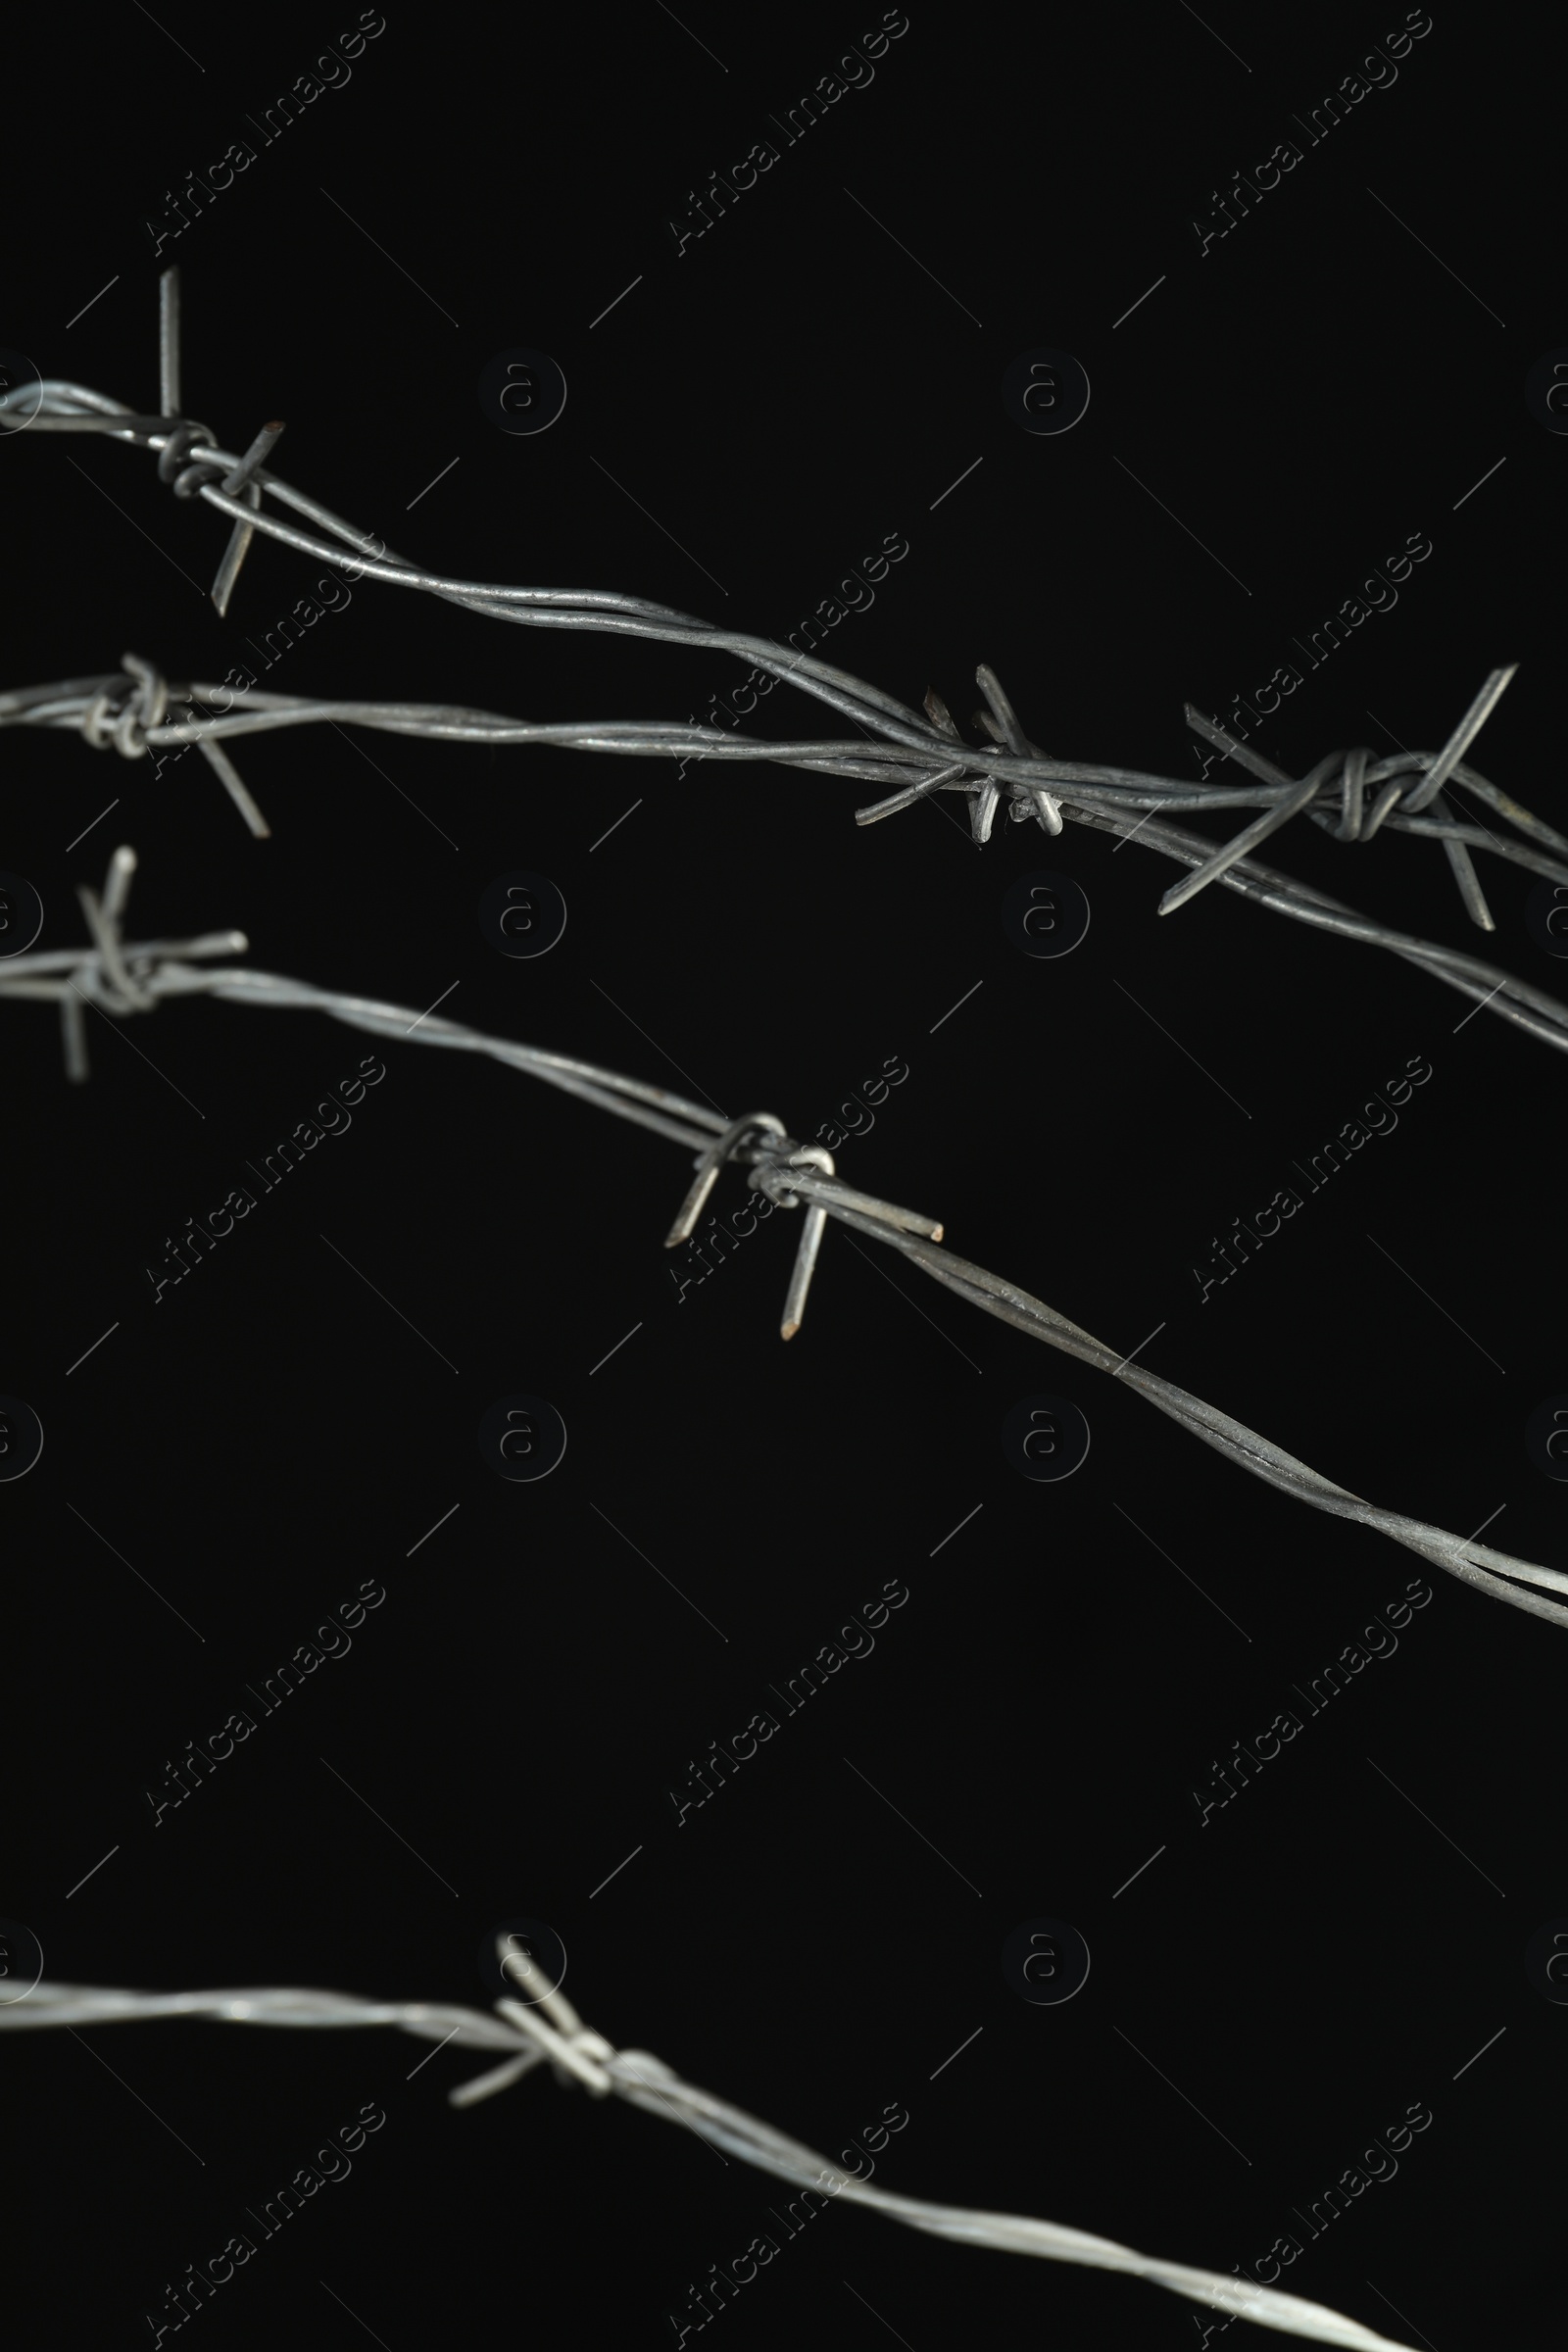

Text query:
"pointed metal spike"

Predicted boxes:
[[1442, 836, 1495, 930], [1183, 703, 1293, 786], [1158, 760, 1335, 915], [211, 424, 286, 615], [1428, 791, 1495, 929], [781, 1204, 828, 1340], [211, 496, 259, 618], [970, 778, 1001, 844], [664, 1112, 785, 1247], [665, 1161, 722, 1249], [775, 1145, 835, 1340], [61, 990, 88, 1082], [196, 737, 271, 838], [974, 662, 1025, 752], [923, 686, 961, 740], [854, 760, 966, 826], [101, 844, 137, 924], [158, 267, 180, 416], [1400, 665, 1518, 814]]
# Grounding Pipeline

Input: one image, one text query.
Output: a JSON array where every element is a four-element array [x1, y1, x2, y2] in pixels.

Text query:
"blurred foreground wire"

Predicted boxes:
[[0, 1959, 1422, 2352]]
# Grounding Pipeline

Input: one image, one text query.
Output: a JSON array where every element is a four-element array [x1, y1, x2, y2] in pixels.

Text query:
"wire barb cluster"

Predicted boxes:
[[5, 845, 1565, 1634], [0, 1960, 1419, 2352], [1, 273, 1549, 2352], [6, 267, 1568, 1054]]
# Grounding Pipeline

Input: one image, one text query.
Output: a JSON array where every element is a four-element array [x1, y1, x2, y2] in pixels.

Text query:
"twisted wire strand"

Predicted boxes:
[[5, 846, 1564, 1633], [7, 658, 1568, 893], [0, 284, 1527, 2352], [0, 1972, 1418, 2352], [5, 264, 1566, 1054], [7, 655, 1568, 1059]]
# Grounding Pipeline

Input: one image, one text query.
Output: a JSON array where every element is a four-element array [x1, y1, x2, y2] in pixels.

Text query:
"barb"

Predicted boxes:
[[5, 266, 1566, 1052], [5, 847, 1565, 1634], [7, 656, 1568, 1055], [0, 1959, 1418, 2352]]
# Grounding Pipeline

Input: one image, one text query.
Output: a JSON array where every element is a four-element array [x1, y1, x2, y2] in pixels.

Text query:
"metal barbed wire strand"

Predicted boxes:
[[4, 267, 1567, 1051], [7, 658, 1565, 896], [7, 655, 1568, 1065], [0, 1964, 1419, 2352], [6, 845, 1565, 1634]]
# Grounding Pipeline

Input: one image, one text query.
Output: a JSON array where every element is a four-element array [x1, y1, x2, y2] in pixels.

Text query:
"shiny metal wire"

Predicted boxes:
[[5, 843, 1564, 1635], [0, 1957, 1420, 2352], [5, 270, 1567, 1054]]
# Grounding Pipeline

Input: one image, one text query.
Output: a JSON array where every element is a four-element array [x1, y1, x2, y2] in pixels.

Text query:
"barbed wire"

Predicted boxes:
[[4, 269, 1567, 1057], [5, 842, 1564, 1633], [0, 1955, 1419, 2352], [3, 271, 1539, 2352]]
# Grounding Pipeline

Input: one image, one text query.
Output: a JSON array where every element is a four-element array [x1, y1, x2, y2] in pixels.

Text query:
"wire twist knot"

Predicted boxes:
[[1316, 745, 1444, 844], [154, 417, 226, 500], [74, 858, 159, 1014], [80, 655, 170, 760], [493, 1997, 619, 2097]]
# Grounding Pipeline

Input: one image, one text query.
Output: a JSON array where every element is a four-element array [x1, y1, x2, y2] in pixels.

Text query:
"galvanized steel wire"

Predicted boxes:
[[0, 1965, 1421, 2352], [4, 844, 1564, 1634], [5, 267, 1567, 1056]]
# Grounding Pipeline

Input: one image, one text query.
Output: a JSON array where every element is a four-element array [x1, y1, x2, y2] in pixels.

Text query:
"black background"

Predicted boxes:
[[5, 5, 1566, 2348]]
